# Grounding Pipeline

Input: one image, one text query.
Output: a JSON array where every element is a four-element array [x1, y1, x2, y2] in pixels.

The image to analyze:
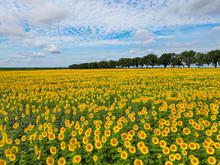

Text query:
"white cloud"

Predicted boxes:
[[187, 0, 220, 15], [31, 52, 46, 58], [0, 7, 24, 38], [133, 29, 155, 44], [46, 45, 60, 54], [129, 49, 140, 54], [0, 0, 220, 56], [28, 2, 68, 25], [156, 35, 175, 39], [168, 0, 220, 17], [129, 48, 153, 55], [6, 0, 220, 32], [18, 51, 46, 59], [212, 26, 220, 31]]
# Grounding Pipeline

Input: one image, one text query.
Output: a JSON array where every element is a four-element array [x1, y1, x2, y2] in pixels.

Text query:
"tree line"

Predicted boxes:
[[69, 50, 220, 69]]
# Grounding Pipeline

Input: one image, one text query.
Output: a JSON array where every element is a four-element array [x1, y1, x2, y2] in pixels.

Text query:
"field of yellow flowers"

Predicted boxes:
[[0, 69, 219, 165]]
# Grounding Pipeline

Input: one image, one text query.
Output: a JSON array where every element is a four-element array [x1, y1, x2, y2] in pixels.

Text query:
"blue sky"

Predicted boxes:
[[0, 0, 220, 67]]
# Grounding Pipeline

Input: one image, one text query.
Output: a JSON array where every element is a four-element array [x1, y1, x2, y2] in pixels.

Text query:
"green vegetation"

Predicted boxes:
[[69, 50, 220, 69]]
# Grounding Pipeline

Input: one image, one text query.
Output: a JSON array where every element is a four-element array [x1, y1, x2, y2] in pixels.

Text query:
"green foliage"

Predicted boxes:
[[69, 50, 220, 69]]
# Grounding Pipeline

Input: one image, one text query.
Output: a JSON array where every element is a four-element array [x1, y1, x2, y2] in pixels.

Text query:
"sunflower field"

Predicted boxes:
[[0, 69, 219, 165]]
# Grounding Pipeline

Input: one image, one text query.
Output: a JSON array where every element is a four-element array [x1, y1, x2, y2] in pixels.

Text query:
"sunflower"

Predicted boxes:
[[72, 155, 81, 164], [214, 142, 220, 149], [21, 135, 26, 142], [170, 144, 177, 152], [190, 157, 199, 165], [4, 148, 11, 157], [9, 154, 16, 162], [183, 127, 191, 135], [162, 130, 168, 137], [50, 146, 57, 155], [104, 130, 111, 137], [169, 154, 175, 162], [113, 126, 120, 133], [162, 147, 170, 155], [84, 130, 90, 137], [206, 147, 215, 155], [129, 146, 136, 154], [180, 143, 188, 150], [152, 137, 159, 145], [127, 134, 133, 141], [171, 126, 177, 133], [76, 142, 81, 148], [182, 150, 187, 156], [71, 131, 77, 137], [60, 141, 66, 150], [58, 133, 64, 141], [128, 130, 135, 136], [120, 151, 128, 160], [38, 135, 43, 141], [172, 153, 179, 160], [207, 157, 216, 165], [85, 143, 93, 152], [178, 121, 183, 126], [95, 140, 102, 150], [195, 143, 200, 149], [116, 147, 122, 153], [13, 123, 19, 129], [82, 137, 88, 144], [46, 156, 54, 165], [165, 161, 173, 165], [93, 155, 98, 162], [110, 138, 118, 147], [15, 139, 20, 145], [140, 146, 149, 154], [175, 138, 183, 145], [144, 123, 151, 130], [11, 146, 18, 153], [42, 131, 48, 138], [217, 134, 220, 141], [48, 133, 55, 141], [138, 130, 147, 139], [0, 159, 6, 165], [124, 141, 131, 148], [68, 143, 75, 152], [189, 142, 197, 150], [159, 140, 167, 148], [137, 141, 145, 149], [101, 136, 107, 143], [60, 127, 66, 133], [121, 133, 128, 140], [70, 138, 77, 144], [58, 157, 66, 165], [133, 159, 143, 165], [206, 130, 212, 136]]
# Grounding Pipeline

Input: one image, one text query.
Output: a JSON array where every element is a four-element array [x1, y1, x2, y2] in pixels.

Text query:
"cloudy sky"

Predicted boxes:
[[0, 0, 220, 67]]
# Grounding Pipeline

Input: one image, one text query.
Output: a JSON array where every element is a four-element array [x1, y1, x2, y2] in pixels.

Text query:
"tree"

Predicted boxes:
[[159, 53, 173, 68], [204, 53, 212, 66], [142, 55, 150, 68], [118, 58, 132, 68], [132, 57, 141, 68], [97, 61, 109, 68], [142, 54, 158, 68], [69, 49, 220, 69], [208, 50, 220, 68], [171, 54, 183, 68], [108, 60, 118, 68], [147, 54, 158, 68], [69, 64, 79, 69], [181, 50, 196, 68], [195, 53, 206, 68], [139, 57, 145, 68]]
